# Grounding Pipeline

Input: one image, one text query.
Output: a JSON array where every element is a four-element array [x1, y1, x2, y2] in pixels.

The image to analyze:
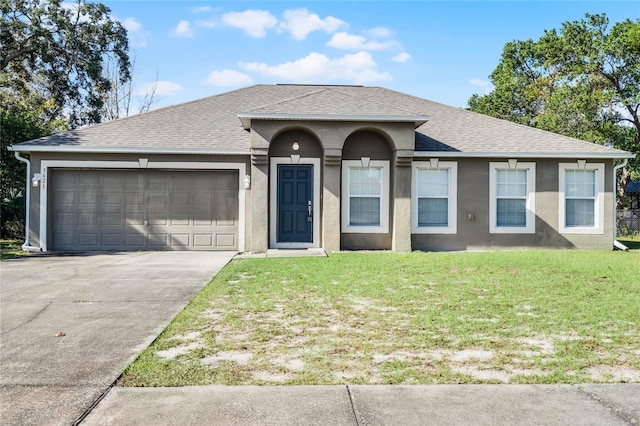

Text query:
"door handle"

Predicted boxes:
[[307, 201, 312, 220]]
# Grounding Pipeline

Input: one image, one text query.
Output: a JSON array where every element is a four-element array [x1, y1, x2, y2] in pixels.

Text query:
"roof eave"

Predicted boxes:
[[238, 112, 429, 130], [413, 151, 636, 159], [7, 145, 250, 155]]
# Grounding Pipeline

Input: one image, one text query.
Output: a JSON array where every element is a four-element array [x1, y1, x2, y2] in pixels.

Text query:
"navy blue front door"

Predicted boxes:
[[277, 165, 313, 243]]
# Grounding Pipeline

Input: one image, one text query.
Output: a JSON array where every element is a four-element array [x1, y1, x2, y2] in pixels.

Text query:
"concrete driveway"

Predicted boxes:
[[0, 251, 235, 426]]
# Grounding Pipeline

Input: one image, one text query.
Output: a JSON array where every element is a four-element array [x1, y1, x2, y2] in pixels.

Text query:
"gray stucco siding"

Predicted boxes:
[[411, 158, 614, 251]]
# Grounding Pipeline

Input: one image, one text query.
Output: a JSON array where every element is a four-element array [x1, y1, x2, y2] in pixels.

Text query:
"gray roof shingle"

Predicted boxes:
[[11, 84, 633, 158]]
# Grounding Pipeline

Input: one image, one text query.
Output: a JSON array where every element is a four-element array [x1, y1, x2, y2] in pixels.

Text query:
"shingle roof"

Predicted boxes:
[[11, 84, 633, 158]]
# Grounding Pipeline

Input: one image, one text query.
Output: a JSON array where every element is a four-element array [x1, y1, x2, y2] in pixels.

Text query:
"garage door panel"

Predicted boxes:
[[125, 213, 145, 226], [78, 233, 99, 247], [79, 212, 99, 226], [51, 169, 238, 251], [170, 216, 190, 226], [169, 234, 190, 247], [79, 192, 99, 205], [193, 234, 213, 247], [102, 234, 123, 247], [102, 213, 122, 226], [125, 233, 146, 247], [54, 212, 76, 226], [216, 234, 235, 247], [53, 233, 74, 247], [149, 215, 168, 226], [149, 233, 169, 247]]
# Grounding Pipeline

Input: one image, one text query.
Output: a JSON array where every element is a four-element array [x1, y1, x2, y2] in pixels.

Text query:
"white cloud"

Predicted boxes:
[[195, 19, 216, 29], [327, 32, 396, 51], [326, 33, 367, 49], [392, 52, 411, 63], [222, 10, 277, 38], [365, 27, 393, 39], [204, 70, 253, 87], [135, 81, 183, 96], [191, 6, 212, 13], [470, 78, 489, 87], [240, 51, 392, 85], [119, 17, 147, 47], [470, 78, 493, 94], [278, 8, 346, 40], [172, 20, 193, 38], [122, 17, 142, 33]]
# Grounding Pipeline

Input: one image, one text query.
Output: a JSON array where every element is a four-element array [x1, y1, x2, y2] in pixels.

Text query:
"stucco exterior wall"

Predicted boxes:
[[250, 120, 416, 252], [412, 157, 615, 251], [21, 135, 617, 253]]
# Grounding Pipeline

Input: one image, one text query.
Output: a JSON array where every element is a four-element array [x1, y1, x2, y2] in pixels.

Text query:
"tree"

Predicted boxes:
[[102, 55, 159, 120], [1, 0, 131, 128], [0, 94, 63, 238], [469, 14, 640, 196], [1, 0, 132, 238]]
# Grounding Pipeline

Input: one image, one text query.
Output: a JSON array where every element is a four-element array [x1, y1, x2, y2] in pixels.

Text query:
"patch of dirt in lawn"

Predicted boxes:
[[156, 342, 202, 360], [587, 365, 640, 382], [153, 299, 639, 385], [201, 351, 253, 366], [155, 331, 209, 360], [372, 350, 427, 363], [449, 349, 494, 362], [252, 371, 293, 383]]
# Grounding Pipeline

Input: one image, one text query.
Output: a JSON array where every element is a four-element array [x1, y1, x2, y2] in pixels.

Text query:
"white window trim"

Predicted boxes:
[[341, 160, 390, 234], [412, 161, 457, 234], [558, 162, 604, 234], [489, 162, 536, 234], [38, 160, 246, 252]]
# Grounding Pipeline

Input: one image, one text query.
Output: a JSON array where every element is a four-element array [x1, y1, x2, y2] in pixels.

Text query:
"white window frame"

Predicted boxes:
[[341, 160, 390, 233], [412, 161, 457, 234], [489, 161, 536, 234], [558, 162, 604, 234]]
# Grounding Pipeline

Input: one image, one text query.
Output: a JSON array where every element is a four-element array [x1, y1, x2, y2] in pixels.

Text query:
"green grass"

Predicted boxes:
[[0, 239, 28, 260], [120, 250, 640, 386], [618, 234, 640, 250]]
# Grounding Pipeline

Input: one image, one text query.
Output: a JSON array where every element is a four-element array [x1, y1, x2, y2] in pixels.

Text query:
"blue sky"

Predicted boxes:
[[102, 1, 638, 111]]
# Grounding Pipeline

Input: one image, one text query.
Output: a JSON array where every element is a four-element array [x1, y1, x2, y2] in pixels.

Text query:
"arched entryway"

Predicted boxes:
[[268, 129, 323, 248]]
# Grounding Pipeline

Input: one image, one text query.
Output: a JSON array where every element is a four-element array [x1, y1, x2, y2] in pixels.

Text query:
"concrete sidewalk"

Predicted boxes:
[[82, 383, 639, 425], [0, 251, 235, 426]]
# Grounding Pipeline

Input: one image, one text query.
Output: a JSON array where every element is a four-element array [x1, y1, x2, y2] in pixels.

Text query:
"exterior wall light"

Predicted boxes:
[[243, 174, 251, 189], [32, 173, 42, 187], [292, 141, 300, 151]]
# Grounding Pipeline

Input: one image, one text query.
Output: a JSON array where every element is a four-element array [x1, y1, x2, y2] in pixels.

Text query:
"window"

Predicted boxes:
[[412, 161, 457, 234], [342, 160, 389, 233], [489, 162, 536, 234], [559, 163, 604, 234]]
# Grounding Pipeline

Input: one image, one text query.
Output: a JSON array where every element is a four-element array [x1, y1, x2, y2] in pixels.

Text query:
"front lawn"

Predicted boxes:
[[0, 239, 28, 260], [120, 250, 640, 386]]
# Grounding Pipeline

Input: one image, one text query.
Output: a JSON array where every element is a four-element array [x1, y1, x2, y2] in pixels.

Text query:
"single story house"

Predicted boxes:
[[9, 84, 634, 253]]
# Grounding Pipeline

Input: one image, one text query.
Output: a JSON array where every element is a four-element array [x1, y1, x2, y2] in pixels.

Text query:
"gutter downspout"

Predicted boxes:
[[613, 158, 629, 251], [13, 152, 42, 252]]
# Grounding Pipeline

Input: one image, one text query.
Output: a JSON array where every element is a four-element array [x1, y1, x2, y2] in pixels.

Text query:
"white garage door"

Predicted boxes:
[[51, 169, 239, 251]]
